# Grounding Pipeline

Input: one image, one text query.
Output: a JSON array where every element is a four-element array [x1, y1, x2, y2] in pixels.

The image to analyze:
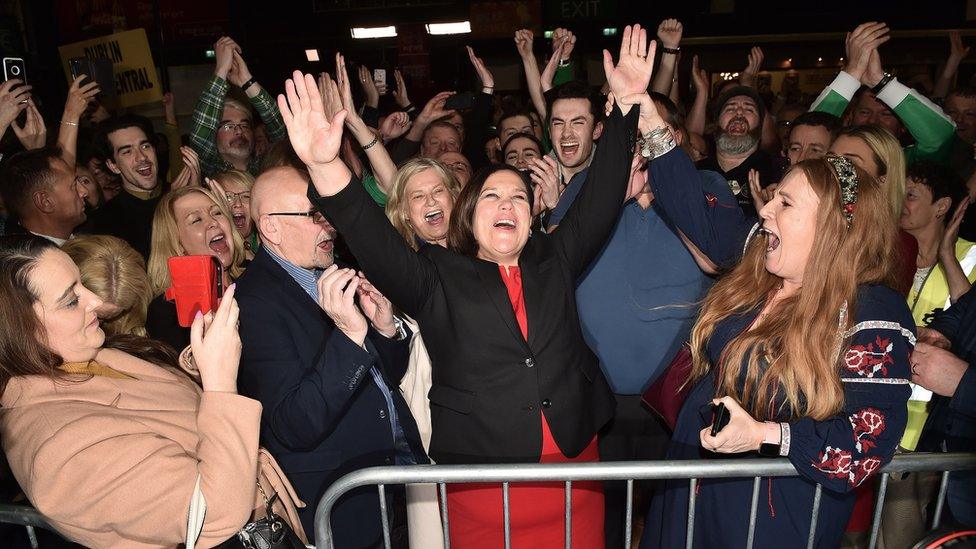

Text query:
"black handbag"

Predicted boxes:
[[216, 492, 306, 549]]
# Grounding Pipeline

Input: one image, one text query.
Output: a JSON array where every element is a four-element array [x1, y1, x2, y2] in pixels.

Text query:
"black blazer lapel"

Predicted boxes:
[[472, 257, 531, 351], [251, 249, 332, 338], [518, 246, 556, 352]]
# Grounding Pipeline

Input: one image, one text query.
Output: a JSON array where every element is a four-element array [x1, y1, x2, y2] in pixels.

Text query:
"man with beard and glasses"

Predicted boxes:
[[696, 85, 786, 216], [236, 165, 424, 544], [90, 115, 164, 259], [190, 36, 286, 177]]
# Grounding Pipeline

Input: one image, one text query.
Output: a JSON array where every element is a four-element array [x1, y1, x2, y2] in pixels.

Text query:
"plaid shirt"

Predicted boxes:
[[189, 75, 286, 177]]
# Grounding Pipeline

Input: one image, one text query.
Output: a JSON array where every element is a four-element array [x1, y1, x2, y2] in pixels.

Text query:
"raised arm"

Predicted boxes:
[[552, 24, 647, 276], [516, 29, 548, 120], [933, 31, 970, 101], [651, 19, 682, 96], [686, 55, 709, 136], [810, 23, 891, 116], [332, 54, 398, 194], [636, 94, 755, 268], [57, 76, 99, 167], [278, 70, 437, 315]]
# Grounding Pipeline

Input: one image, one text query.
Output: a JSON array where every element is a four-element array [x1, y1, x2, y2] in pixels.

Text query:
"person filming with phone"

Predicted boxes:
[[0, 234, 307, 547]]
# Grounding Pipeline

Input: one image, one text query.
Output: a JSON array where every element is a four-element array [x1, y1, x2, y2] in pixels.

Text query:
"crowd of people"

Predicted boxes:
[[0, 17, 974, 549]]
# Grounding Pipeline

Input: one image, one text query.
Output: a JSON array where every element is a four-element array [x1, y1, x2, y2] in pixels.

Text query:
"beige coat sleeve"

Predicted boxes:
[[28, 392, 262, 547]]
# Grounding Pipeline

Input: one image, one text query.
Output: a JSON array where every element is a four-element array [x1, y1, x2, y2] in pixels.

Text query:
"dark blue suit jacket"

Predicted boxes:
[[236, 248, 426, 546]]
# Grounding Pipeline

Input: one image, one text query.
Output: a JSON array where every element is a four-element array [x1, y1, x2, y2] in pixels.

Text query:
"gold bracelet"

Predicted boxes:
[[61, 120, 79, 127]]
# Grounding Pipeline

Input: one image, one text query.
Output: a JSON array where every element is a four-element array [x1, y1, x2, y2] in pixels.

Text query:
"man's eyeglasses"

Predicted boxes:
[[267, 210, 328, 224], [218, 122, 253, 133], [225, 191, 252, 203]]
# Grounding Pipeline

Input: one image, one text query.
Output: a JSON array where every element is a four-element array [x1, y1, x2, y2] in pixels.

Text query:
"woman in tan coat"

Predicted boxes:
[[0, 235, 305, 548]]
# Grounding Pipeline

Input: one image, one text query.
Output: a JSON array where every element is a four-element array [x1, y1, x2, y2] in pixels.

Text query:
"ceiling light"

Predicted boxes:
[[305, 49, 320, 62], [426, 21, 471, 35], [351, 26, 398, 39]]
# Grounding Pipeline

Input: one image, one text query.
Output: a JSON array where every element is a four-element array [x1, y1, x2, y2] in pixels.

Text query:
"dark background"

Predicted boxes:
[[5, 0, 976, 114]]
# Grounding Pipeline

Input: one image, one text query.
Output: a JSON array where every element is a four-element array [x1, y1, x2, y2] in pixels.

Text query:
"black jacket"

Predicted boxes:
[[311, 105, 636, 465], [235, 248, 425, 545], [90, 190, 161, 260]]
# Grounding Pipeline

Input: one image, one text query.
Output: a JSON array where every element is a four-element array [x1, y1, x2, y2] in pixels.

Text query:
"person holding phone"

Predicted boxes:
[[626, 88, 915, 548], [146, 186, 246, 353], [279, 24, 651, 547], [0, 235, 306, 547]]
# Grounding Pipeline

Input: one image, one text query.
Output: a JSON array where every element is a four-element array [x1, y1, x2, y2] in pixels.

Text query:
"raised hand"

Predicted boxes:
[[603, 24, 655, 115], [317, 266, 368, 346], [319, 72, 343, 121], [657, 19, 683, 50], [0, 79, 29, 130], [205, 176, 229, 203], [356, 273, 396, 337], [190, 283, 241, 393], [380, 111, 411, 141], [514, 29, 534, 59], [392, 69, 411, 108], [949, 30, 971, 64], [552, 28, 576, 61], [417, 91, 456, 127], [616, 92, 666, 136], [172, 146, 201, 189], [213, 36, 240, 80], [278, 70, 347, 168], [740, 46, 764, 87], [844, 22, 890, 82], [528, 156, 560, 214], [228, 49, 254, 89], [691, 55, 709, 96], [940, 195, 971, 259], [13, 100, 46, 150], [748, 169, 767, 215], [358, 65, 381, 108], [162, 91, 177, 125], [63, 76, 100, 123], [467, 46, 495, 90]]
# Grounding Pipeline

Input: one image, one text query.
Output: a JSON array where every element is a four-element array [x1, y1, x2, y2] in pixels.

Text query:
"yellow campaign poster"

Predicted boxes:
[[58, 28, 162, 108]]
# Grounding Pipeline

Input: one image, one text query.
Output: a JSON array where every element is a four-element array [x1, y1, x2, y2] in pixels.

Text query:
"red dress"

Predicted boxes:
[[445, 266, 605, 548]]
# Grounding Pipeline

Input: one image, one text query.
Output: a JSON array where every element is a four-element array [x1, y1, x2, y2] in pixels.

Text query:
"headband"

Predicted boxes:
[[824, 153, 859, 227]]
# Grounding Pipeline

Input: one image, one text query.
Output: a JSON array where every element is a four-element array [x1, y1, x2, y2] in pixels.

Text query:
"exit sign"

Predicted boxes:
[[547, 0, 618, 20]]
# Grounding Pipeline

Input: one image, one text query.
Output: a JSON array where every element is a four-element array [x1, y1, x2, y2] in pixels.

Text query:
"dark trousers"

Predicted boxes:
[[599, 395, 671, 549]]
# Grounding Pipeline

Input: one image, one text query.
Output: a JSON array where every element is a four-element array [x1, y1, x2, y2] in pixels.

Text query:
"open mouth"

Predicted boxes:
[[424, 209, 444, 225], [726, 118, 750, 135], [763, 228, 780, 252], [560, 141, 580, 157], [493, 219, 516, 230], [317, 235, 334, 252], [232, 213, 247, 229], [135, 163, 153, 178], [209, 233, 230, 254]]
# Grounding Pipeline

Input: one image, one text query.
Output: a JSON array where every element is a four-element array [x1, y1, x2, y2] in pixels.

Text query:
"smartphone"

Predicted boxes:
[[444, 92, 474, 111], [2, 57, 25, 83], [68, 57, 116, 96], [164, 256, 224, 328], [710, 402, 731, 437], [373, 68, 386, 95]]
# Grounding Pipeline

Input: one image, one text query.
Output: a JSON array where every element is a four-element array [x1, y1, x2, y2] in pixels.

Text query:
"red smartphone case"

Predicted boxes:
[[164, 256, 223, 328]]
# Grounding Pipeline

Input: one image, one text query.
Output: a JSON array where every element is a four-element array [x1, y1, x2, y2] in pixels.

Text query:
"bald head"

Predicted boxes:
[[252, 166, 336, 269]]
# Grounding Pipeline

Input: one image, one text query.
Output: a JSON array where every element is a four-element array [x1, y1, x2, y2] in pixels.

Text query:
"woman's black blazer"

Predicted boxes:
[[312, 106, 637, 464]]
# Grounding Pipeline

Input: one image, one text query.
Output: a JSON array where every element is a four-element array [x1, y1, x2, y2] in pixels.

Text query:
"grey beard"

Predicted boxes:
[[716, 132, 759, 156]]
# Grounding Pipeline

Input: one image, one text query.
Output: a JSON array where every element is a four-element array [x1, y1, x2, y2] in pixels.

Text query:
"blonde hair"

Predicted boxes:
[[384, 158, 460, 250], [62, 235, 151, 337], [688, 158, 898, 421], [838, 125, 906, 219], [214, 169, 255, 192], [147, 186, 246, 296]]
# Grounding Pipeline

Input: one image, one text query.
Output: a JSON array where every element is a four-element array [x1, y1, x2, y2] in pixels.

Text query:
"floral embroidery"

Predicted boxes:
[[850, 408, 886, 453], [812, 446, 852, 479], [850, 457, 882, 488], [843, 336, 894, 378]]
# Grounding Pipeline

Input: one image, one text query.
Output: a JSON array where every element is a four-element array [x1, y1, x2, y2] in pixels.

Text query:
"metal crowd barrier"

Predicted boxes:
[[0, 503, 53, 548], [313, 452, 976, 549]]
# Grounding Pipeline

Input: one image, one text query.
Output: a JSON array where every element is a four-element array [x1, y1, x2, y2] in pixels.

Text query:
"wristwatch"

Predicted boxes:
[[757, 422, 786, 457]]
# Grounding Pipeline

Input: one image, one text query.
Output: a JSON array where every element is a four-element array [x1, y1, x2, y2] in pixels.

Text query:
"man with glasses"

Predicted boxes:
[[235, 164, 424, 544], [190, 36, 286, 177]]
